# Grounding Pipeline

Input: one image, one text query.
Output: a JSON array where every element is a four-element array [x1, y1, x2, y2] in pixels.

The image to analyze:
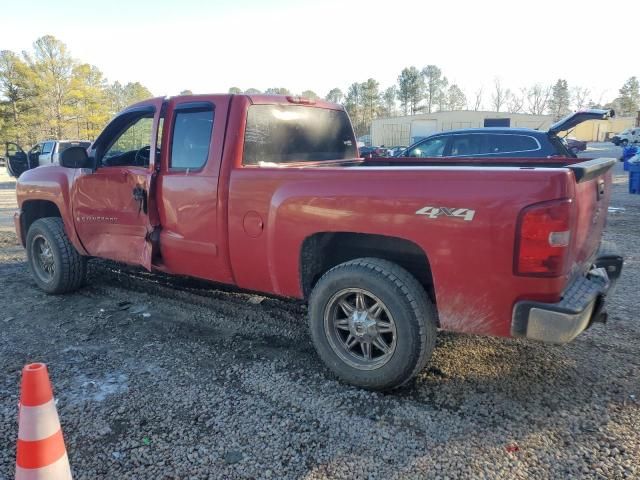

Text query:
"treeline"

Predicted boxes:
[[230, 70, 640, 137], [0, 35, 152, 146], [2, 36, 639, 146]]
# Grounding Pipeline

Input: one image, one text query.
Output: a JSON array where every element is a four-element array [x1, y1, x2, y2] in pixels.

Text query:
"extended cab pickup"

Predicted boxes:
[[12, 94, 623, 390]]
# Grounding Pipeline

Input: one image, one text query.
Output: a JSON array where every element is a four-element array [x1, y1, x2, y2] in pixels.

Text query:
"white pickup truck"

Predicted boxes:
[[5, 140, 91, 177], [612, 128, 640, 146]]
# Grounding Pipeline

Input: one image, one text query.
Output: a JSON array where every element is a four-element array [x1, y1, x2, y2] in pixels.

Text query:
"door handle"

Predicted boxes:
[[132, 185, 147, 214]]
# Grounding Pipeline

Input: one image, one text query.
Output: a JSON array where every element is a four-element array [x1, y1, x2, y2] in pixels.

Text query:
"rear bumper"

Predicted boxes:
[[511, 242, 623, 344]]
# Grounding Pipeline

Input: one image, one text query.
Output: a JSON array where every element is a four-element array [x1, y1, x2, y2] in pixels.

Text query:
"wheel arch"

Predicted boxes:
[[20, 200, 62, 247], [300, 232, 436, 304]]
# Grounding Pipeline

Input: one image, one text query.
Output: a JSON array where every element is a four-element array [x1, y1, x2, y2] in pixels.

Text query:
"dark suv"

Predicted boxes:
[[398, 109, 612, 159]]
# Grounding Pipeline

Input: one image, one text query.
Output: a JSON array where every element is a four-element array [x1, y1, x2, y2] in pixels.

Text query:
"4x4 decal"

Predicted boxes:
[[415, 206, 476, 221]]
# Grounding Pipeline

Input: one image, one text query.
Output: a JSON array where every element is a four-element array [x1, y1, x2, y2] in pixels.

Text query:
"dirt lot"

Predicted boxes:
[[1, 146, 639, 479]]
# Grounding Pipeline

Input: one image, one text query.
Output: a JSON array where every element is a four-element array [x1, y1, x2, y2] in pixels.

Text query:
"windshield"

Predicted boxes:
[[243, 105, 357, 165]]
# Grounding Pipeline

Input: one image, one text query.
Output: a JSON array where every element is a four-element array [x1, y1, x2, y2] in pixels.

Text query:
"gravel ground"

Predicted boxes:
[[0, 149, 639, 479]]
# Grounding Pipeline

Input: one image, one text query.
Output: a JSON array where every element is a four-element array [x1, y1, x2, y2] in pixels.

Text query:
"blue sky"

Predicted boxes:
[[2, 0, 638, 106]]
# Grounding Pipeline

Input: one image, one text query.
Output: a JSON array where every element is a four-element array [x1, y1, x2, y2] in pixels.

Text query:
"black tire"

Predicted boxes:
[[621, 139, 629, 147], [308, 258, 437, 390], [26, 217, 87, 294]]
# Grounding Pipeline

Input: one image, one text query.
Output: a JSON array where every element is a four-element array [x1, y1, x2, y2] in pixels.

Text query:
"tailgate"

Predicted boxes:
[[568, 158, 616, 271]]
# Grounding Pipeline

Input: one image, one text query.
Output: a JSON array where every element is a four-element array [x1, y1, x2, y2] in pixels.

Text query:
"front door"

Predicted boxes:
[[72, 99, 164, 269], [5, 142, 29, 177]]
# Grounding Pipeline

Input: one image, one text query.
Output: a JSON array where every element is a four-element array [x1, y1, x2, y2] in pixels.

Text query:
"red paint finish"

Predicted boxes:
[[14, 94, 614, 340]]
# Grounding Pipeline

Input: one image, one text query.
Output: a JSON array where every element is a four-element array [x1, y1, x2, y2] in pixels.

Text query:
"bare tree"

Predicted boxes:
[[526, 84, 552, 115], [472, 87, 483, 111], [491, 78, 506, 112], [571, 86, 590, 111], [507, 88, 526, 113]]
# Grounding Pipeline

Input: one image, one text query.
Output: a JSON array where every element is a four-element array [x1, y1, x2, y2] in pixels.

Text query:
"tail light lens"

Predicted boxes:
[[515, 199, 573, 276]]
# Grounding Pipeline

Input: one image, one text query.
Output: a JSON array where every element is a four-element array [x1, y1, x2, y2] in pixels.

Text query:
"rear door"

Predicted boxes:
[[72, 98, 164, 269], [155, 95, 232, 281]]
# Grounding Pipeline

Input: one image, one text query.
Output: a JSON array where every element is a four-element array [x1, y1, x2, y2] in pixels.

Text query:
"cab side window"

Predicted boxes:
[[42, 142, 54, 154], [169, 106, 214, 170], [102, 114, 154, 167], [406, 137, 447, 158]]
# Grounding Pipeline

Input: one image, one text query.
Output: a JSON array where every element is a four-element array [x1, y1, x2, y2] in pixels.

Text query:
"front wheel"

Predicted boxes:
[[26, 217, 87, 294], [621, 139, 629, 147], [308, 258, 437, 390]]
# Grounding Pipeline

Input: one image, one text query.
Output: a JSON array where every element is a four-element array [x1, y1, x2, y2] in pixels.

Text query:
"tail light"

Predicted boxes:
[[515, 199, 573, 277]]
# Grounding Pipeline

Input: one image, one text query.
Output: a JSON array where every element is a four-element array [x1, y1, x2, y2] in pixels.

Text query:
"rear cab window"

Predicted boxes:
[[58, 141, 91, 153], [242, 105, 357, 165]]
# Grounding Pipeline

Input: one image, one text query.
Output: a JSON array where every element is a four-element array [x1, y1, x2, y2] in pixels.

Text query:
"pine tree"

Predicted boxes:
[[397, 67, 424, 115], [618, 77, 639, 116], [549, 79, 571, 120], [325, 88, 344, 104]]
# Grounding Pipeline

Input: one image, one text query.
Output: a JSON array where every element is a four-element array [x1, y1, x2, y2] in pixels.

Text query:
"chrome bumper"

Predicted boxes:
[[511, 242, 623, 344]]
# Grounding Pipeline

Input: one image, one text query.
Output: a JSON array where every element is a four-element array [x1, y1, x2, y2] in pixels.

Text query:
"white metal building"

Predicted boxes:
[[371, 111, 553, 146]]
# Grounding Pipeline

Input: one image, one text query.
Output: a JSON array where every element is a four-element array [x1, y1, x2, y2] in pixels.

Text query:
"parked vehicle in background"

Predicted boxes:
[[386, 146, 407, 157], [396, 110, 613, 159], [565, 137, 587, 155], [359, 146, 387, 158], [11, 94, 622, 391], [611, 128, 640, 146], [5, 140, 91, 177]]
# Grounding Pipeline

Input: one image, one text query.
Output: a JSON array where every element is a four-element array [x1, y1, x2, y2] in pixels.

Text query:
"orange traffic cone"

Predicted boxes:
[[15, 363, 72, 480]]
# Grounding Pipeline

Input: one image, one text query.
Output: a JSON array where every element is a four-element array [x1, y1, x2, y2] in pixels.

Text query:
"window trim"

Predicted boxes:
[[168, 102, 215, 172], [443, 133, 542, 157]]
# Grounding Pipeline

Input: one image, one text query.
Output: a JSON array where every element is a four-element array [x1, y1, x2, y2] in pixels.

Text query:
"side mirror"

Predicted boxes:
[[60, 147, 91, 168]]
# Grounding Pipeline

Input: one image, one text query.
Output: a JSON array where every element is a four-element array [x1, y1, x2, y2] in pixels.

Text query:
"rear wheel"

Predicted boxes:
[[309, 258, 436, 390], [26, 218, 86, 294]]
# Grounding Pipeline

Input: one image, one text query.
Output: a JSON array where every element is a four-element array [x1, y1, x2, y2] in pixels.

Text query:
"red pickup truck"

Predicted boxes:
[[12, 94, 623, 390]]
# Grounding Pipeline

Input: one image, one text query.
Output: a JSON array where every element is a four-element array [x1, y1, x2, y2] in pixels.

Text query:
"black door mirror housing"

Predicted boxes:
[[60, 146, 91, 168]]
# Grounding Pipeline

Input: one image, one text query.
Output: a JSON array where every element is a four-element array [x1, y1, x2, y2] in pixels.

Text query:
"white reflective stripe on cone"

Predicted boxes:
[[18, 399, 61, 442], [15, 452, 72, 480]]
